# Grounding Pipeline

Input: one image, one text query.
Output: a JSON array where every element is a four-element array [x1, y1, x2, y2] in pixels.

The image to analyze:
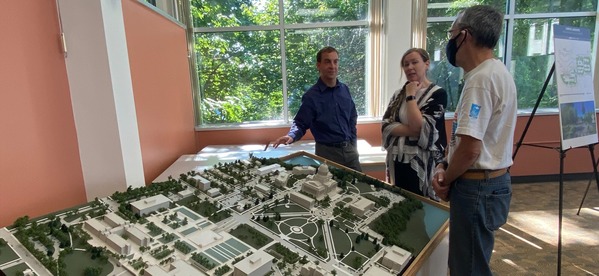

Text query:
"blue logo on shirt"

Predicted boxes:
[[469, 104, 481, 119]]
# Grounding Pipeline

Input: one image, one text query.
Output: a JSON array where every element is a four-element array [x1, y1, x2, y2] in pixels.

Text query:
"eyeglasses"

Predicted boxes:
[[447, 27, 469, 39], [447, 28, 459, 39]]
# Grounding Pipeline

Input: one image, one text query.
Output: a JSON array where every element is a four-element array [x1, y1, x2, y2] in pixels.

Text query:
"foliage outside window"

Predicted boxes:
[[426, 0, 597, 112], [192, 0, 371, 126]]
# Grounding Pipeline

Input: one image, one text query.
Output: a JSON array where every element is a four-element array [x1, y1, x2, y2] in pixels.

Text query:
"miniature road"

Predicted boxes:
[[0, 228, 52, 276]]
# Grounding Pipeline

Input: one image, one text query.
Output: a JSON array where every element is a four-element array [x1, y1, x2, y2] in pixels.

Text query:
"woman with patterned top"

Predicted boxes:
[[382, 48, 447, 199]]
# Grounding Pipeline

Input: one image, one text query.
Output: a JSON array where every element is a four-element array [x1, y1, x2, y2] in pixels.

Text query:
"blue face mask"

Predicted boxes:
[[446, 32, 465, 67]]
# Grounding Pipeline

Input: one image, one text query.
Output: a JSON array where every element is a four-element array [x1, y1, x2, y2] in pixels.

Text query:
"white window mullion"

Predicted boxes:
[[279, 0, 289, 122], [369, 0, 384, 116], [504, 0, 516, 68]]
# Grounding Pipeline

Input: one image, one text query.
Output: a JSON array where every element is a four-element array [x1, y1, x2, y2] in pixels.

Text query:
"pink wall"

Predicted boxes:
[[510, 114, 599, 176], [0, 2, 86, 227], [123, 0, 197, 183], [0, 1, 198, 227]]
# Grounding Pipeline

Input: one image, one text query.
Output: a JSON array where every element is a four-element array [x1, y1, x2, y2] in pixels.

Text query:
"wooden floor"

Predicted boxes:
[[490, 179, 599, 275]]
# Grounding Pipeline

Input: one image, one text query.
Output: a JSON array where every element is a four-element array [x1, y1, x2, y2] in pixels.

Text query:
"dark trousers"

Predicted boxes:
[[315, 142, 362, 172], [393, 160, 424, 197]]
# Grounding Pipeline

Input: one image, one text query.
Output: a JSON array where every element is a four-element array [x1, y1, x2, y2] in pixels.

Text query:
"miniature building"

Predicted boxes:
[[300, 262, 330, 276], [187, 229, 223, 248], [84, 218, 109, 236], [255, 183, 270, 195], [105, 233, 131, 255], [130, 194, 171, 216], [190, 175, 211, 191], [144, 259, 206, 276], [233, 250, 274, 276], [349, 197, 375, 216], [125, 226, 150, 247], [292, 166, 316, 175], [290, 191, 315, 209], [359, 226, 383, 243], [177, 189, 194, 199], [84, 218, 131, 256], [301, 163, 337, 200], [363, 264, 395, 276], [301, 180, 327, 199], [256, 163, 281, 176], [274, 171, 290, 187], [380, 245, 412, 273], [206, 187, 221, 197], [108, 225, 125, 236], [104, 212, 127, 227]]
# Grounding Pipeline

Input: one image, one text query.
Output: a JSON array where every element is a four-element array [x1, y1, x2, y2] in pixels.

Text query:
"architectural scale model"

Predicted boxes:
[[0, 152, 448, 276]]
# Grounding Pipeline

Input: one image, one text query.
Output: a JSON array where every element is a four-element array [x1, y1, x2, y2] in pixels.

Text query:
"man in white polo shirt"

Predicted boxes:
[[432, 5, 517, 276]]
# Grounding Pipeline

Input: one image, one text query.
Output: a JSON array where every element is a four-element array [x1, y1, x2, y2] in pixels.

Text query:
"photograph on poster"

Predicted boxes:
[[559, 100, 597, 140]]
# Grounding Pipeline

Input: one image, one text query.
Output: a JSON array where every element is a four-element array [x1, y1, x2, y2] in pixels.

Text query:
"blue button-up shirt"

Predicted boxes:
[[288, 78, 358, 144]]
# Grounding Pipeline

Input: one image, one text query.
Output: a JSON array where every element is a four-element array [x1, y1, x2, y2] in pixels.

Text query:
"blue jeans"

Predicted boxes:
[[449, 172, 512, 276]]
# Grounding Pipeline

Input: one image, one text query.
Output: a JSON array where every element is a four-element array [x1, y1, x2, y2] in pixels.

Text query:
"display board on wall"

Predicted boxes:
[[553, 24, 598, 149]]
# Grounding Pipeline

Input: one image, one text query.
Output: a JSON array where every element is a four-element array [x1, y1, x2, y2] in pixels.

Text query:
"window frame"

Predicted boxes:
[[186, 0, 384, 129], [424, 1, 599, 114]]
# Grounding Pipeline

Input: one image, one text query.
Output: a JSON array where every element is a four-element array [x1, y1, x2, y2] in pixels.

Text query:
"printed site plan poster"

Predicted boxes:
[[553, 24, 598, 149]]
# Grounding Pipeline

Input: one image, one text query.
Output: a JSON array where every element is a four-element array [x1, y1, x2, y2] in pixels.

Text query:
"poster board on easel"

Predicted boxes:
[[553, 24, 598, 149]]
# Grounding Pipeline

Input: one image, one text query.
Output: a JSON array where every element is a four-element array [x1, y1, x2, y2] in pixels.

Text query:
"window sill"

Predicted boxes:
[[194, 108, 577, 131]]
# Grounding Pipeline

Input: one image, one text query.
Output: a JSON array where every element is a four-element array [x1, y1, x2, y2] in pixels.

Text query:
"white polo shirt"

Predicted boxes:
[[448, 58, 517, 170]]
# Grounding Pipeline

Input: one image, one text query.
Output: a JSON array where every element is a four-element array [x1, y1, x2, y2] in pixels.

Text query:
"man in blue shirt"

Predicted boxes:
[[272, 46, 362, 171]]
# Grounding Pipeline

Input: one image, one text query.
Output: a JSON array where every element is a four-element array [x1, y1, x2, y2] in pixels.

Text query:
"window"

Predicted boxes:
[[426, 0, 598, 112], [191, 0, 375, 126]]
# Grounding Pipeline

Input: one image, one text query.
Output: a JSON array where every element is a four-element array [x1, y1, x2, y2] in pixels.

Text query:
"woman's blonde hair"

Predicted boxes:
[[399, 48, 431, 84], [401, 48, 430, 65]]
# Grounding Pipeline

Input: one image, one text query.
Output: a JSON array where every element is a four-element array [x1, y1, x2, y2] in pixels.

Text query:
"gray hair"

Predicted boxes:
[[456, 5, 503, 49]]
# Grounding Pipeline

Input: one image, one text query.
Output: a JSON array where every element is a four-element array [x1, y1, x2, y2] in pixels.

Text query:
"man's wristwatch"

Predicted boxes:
[[406, 95, 416, 102]]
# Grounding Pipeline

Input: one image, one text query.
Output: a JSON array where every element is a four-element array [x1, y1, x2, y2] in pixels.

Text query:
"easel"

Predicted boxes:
[[512, 63, 599, 276], [577, 155, 599, 215]]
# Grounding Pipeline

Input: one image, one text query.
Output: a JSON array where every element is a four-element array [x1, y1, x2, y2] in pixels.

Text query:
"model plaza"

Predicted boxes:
[[1, 153, 446, 276]]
